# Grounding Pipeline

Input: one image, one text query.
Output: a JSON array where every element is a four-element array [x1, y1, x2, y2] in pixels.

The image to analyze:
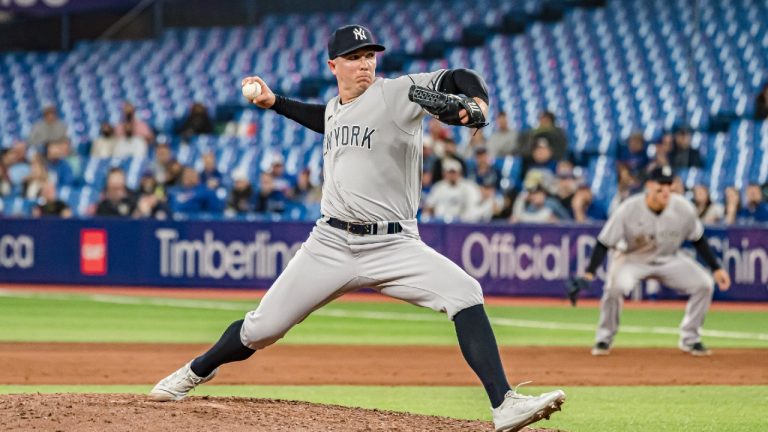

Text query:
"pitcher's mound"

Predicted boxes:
[[0, 393, 566, 431]]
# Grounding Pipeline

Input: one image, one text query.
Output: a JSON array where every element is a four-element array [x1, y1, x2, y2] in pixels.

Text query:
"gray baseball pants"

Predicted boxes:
[[240, 219, 484, 350], [595, 253, 715, 346]]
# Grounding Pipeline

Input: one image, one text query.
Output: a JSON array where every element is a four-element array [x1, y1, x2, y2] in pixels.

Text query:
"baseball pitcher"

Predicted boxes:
[[149, 25, 565, 432], [581, 165, 731, 356]]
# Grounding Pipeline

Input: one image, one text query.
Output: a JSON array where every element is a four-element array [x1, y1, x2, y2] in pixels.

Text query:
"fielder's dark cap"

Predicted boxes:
[[647, 165, 674, 184], [327, 25, 385, 59]]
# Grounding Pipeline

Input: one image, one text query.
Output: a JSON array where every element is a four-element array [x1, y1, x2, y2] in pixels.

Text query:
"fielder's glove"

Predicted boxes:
[[565, 277, 590, 307], [408, 85, 488, 128]]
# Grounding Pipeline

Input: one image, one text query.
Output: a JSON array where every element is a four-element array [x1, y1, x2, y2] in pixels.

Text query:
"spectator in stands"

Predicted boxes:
[[152, 143, 174, 185], [485, 111, 519, 158], [755, 82, 768, 120], [460, 128, 487, 159], [423, 118, 451, 158], [200, 152, 223, 190], [45, 139, 74, 186], [0, 154, 11, 197], [133, 171, 169, 220], [571, 185, 606, 222], [526, 111, 568, 161], [95, 168, 136, 217], [522, 137, 557, 181], [468, 147, 501, 189], [113, 121, 148, 159], [255, 172, 287, 215], [137, 169, 165, 198], [169, 166, 225, 216], [724, 186, 740, 225], [511, 170, 568, 222], [27, 104, 68, 151], [32, 181, 71, 218], [2, 141, 30, 190], [608, 163, 641, 215], [494, 188, 519, 221], [464, 178, 504, 223], [431, 138, 466, 184], [424, 159, 480, 222], [90, 122, 117, 159], [22, 156, 48, 199], [226, 169, 254, 215], [115, 102, 155, 143], [692, 184, 724, 224], [164, 160, 184, 188], [645, 133, 673, 180], [266, 154, 293, 195], [619, 132, 649, 177], [510, 184, 559, 223], [670, 175, 685, 195], [60, 138, 83, 180], [553, 165, 579, 217], [670, 125, 702, 168], [177, 102, 214, 139], [291, 168, 321, 205], [737, 183, 768, 224]]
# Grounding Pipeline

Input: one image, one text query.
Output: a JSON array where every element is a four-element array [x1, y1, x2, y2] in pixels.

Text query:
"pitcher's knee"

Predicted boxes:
[[240, 312, 291, 351], [602, 284, 626, 300], [448, 278, 484, 319]]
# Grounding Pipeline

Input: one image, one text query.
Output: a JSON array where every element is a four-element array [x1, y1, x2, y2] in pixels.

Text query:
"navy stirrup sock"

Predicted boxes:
[[454, 304, 511, 408], [190, 319, 255, 377]]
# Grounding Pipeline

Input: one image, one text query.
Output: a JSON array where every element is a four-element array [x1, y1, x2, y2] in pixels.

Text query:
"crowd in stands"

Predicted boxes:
[[1, 97, 768, 226]]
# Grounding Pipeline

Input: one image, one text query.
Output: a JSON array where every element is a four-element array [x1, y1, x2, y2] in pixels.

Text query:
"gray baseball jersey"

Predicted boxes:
[[594, 192, 714, 347], [321, 70, 447, 222], [240, 70, 484, 351], [597, 193, 704, 263]]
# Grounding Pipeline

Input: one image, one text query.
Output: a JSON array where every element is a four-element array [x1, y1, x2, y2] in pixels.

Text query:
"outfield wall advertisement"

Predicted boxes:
[[1, 218, 766, 301]]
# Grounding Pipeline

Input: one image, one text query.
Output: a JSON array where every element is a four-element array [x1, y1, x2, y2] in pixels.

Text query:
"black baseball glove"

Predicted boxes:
[[565, 277, 590, 307], [408, 85, 488, 128]]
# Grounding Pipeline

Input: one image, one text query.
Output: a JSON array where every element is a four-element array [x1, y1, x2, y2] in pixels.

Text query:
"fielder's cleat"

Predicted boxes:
[[679, 341, 712, 357], [148, 362, 218, 401], [591, 341, 611, 356], [492, 382, 566, 432]]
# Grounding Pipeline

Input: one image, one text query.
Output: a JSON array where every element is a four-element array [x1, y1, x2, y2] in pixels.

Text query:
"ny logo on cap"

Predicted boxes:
[[353, 27, 367, 40]]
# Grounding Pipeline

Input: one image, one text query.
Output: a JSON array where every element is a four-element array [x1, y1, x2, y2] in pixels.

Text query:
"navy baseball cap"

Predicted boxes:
[[327, 25, 385, 59], [647, 165, 674, 184]]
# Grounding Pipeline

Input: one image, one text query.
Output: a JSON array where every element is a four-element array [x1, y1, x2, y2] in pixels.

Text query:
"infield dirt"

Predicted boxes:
[[1, 343, 765, 431], [1, 342, 765, 386]]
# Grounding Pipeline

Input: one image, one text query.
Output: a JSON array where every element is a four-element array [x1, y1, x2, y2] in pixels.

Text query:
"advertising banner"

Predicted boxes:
[[0, 218, 766, 301]]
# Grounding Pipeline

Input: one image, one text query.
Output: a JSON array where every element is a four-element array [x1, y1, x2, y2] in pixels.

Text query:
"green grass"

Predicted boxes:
[[1, 384, 765, 432], [0, 292, 767, 348], [1, 291, 766, 431]]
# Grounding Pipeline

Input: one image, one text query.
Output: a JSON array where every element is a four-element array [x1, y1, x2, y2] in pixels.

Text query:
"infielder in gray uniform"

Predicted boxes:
[[582, 165, 731, 356], [149, 25, 565, 432]]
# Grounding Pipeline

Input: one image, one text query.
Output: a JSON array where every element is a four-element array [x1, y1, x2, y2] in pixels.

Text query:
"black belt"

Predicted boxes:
[[326, 217, 403, 235]]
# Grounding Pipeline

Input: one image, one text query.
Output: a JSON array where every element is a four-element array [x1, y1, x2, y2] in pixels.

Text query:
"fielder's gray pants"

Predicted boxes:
[[595, 253, 715, 346]]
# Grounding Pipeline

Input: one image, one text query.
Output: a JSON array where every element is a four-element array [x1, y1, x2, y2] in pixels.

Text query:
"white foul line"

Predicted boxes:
[[1, 290, 767, 342]]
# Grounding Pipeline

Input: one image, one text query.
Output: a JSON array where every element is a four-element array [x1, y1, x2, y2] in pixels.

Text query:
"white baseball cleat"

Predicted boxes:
[[148, 362, 218, 401], [492, 382, 566, 432], [591, 341, 611, 356], [678, 341, 712, 357]]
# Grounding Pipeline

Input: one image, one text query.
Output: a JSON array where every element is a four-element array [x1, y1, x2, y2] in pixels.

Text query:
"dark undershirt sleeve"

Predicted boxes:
[[437, 69, 489, 104], [269, 95, 326, 134], [692, 236, 722, 271], [585, 241, 609, 274]]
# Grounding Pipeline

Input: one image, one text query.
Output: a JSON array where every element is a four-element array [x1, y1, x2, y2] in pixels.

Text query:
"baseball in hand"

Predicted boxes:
[[242, 82, 262, 100]]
